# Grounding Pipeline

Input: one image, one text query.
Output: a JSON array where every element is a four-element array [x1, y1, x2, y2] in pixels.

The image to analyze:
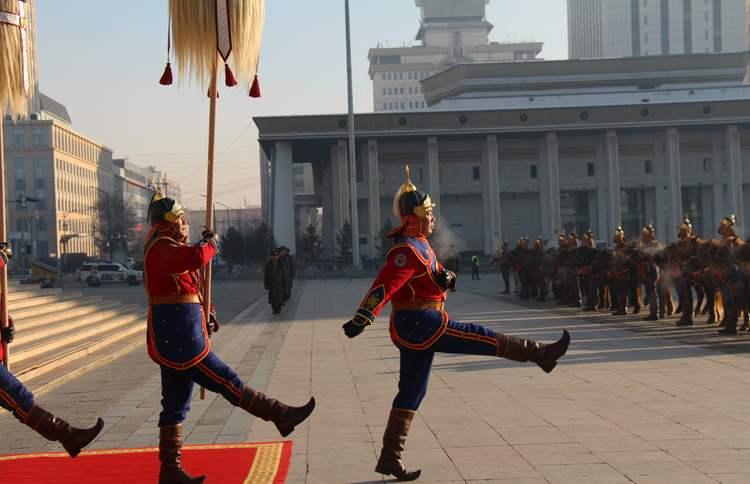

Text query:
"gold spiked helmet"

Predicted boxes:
[[721, 214, 736, 228], [678, 215, 693, 232], [392, 165, 435, 219], [147, 181, 184, 225]]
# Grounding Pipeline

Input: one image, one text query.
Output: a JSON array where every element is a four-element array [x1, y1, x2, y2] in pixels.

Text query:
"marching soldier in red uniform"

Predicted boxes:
[[715, 214, 744, 335], [675, 217, 701, 326], [145, 191, 315, 483], [0, 244, 103, 457], [342, 168, 570, 481]]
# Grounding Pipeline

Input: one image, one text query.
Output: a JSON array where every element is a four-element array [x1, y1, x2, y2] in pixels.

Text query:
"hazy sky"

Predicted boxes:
[[36, 0, 567, 209]]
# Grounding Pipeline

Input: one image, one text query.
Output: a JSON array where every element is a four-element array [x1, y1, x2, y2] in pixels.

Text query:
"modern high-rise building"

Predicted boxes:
[[568, 0, 748, 59], [369, 0, 543, 112]]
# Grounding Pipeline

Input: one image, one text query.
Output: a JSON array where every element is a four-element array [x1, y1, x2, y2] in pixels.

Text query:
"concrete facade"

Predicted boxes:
[[257, 52, 750, 257], [2, 115, 115, 266], [568, 0, 748, 59]]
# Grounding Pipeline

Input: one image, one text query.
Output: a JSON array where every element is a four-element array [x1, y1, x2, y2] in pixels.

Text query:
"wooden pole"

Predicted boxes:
[[201, 61, 219, 400], [0, 108, 9, 368]]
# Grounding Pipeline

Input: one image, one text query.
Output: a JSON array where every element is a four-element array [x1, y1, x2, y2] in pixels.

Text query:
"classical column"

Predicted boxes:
[[665, 128, 683, 242], [272, 141, 295, 253], [727, 124, 744, 229], [594, 136, 609, 238], [546, 132, 561, 239], [711, 130, 724, 234], [605, 130, 621, 241], [481, 135, 501, 254], [366, 139, 381, 258], [653, 135, 667, 241], [425, 136, 440, 219], [259, 146, 272, 226]]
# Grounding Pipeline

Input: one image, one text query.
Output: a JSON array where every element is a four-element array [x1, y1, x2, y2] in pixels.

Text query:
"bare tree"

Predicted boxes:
[[92, 196, 138, 261]]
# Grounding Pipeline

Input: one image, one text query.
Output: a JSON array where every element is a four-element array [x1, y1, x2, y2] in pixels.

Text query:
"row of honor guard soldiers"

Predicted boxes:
[[496, 215, 750, 335]]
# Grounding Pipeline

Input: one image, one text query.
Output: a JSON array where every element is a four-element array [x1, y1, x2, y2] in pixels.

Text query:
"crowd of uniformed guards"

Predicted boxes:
[[490, 214, 750, 336]]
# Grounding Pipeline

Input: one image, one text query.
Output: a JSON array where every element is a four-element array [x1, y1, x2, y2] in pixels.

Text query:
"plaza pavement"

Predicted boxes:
[[3, 276, 750, 483]]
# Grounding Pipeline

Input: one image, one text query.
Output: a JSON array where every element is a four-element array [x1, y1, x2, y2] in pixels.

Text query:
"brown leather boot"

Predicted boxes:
[[158, 424, 205, 484], [497, 330, 570, 373], [239, 387, 315, 437], [24, 405, 103, 458], [375, 409, 421, 481]]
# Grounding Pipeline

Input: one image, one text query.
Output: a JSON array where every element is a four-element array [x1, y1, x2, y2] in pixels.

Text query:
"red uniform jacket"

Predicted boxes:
[[145, 237, 217, 369], [354, 236, 449, 348]]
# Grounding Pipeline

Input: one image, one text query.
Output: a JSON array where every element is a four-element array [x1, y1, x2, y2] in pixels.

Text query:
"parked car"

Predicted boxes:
[[78, 262, 143, 287]]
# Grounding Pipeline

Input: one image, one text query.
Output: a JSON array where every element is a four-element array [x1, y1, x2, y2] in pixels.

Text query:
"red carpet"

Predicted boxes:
[[0, 441, 292, 484]]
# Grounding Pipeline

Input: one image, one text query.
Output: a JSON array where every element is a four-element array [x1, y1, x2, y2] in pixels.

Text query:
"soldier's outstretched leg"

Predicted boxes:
[[158, 353, 315, 483], [188, 353, 316, 438], [1, 364, 103, 458]]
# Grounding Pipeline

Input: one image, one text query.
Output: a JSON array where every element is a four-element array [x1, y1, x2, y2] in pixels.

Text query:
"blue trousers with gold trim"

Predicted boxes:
[[392, 317, 498, 410], [0, 363, 35, 422], [160, 351, 244, 426]]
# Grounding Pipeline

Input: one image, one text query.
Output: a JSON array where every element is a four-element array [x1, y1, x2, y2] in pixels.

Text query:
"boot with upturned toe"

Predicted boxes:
[[158, 424, 205, 484], [239, 387, 315, 437], [497, 330, 571, 373], [375, 409, 422, 481], [24, 405, 104, 458]]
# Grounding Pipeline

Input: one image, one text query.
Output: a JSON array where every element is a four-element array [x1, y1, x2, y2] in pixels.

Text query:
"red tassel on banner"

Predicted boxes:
[[224, 64, 239, 87], [207, 88, 220, 98], [249, 74, 261, 98], [159, 63, 173, 85]]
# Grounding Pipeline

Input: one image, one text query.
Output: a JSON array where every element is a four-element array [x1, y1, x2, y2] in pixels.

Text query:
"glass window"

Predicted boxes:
[[644, 159, 652, 174], [32, 127, 44, 148], [36, 216, 47, 231], [399, 73, 403, 80], [530, 165, 538, 178], [472, 166, 480, 180], [382, 88, 386, 95], [13, 129, 24, 148], [587, 162, 595, 176]]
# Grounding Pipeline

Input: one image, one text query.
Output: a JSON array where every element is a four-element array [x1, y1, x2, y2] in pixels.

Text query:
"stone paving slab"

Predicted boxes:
[[4, 276, 750, 483]]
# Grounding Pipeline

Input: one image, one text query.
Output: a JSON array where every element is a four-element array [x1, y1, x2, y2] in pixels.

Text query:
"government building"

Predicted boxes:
[[256, 51, 750, 258]]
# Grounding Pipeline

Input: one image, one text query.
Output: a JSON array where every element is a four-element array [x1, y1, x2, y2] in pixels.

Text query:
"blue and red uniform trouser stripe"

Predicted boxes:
[[159, 351, 245, 426], [390, 313, 498, 411], [0, 364, 35, 423]]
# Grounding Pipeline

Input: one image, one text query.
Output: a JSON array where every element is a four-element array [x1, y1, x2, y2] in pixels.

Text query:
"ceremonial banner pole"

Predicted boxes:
[[200, 63, 218, 400], [161, 0, 265, 398], [1, 0, 35, 369], [0, 107, 8, 367]]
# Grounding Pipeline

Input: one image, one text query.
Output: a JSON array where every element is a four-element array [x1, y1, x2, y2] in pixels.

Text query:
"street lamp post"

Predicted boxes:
[[344, 0, 361, 272]]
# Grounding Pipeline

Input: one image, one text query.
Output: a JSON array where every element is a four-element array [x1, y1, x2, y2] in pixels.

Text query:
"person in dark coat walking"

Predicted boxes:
[[265, 249, 288, 314]]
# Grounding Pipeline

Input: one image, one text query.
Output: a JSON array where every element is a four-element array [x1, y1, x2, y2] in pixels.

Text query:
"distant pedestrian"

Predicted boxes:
[[471, 254, 481, 280], [264, 249, 288, 315]]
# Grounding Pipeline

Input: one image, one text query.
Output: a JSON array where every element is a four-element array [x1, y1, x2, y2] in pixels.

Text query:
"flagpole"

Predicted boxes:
[[345, 0, 361, 272]]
